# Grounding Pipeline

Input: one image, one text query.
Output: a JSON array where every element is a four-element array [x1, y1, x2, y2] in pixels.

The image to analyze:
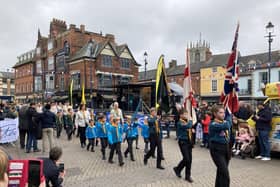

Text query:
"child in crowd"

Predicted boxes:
[[96, 114, 109, 160], [123, 116, 138, 161], [86, 119, 97, 152], [56, 110, 64, 138], [141, 116, 150, 153], [233, 127, 251, 155], [65, 108, 74, 140], [107, 117, 124, 166]]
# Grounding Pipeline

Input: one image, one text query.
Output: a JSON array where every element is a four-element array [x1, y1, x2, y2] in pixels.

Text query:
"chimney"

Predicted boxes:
[[105, 34, 115, 43], [80, 24, 85, 33], [69, 24, 76, 31], [169, 60, 177, 68]]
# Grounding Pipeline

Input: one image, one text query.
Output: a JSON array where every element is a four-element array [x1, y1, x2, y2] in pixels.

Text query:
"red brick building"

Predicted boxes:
[[13, 18, 140, 105]]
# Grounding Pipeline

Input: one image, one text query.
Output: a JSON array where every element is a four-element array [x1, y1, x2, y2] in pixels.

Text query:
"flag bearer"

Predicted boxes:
[[173, 110, 193, 183]]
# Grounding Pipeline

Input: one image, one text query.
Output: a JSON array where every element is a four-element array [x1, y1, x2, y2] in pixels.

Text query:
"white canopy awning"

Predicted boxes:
[[95, 70, 134, 78]]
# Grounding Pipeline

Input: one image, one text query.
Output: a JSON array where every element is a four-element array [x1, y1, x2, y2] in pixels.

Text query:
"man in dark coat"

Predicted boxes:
[[26, 103, 41, 153], [18, 104, 29, 149], [253, 102, 272, 161]]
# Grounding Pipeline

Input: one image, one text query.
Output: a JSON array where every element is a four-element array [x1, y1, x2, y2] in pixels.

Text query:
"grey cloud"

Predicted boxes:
[[1, 0, 280, 71]]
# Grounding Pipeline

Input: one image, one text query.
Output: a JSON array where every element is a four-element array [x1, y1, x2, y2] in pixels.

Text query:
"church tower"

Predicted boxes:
[[188, 35, 212, 64]]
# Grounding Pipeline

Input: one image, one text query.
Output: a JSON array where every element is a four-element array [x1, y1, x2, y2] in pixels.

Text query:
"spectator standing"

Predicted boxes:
[[18, 104, 29, 149], [26, 103, 41, 153], [41, 104, 56, 153], [253, 102, 272, 161]]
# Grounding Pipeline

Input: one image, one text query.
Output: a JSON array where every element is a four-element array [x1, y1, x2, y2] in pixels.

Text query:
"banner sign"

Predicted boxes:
[[0, 118, 19, 143]]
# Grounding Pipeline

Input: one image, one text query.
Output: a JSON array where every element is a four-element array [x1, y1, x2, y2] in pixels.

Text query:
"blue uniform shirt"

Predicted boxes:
[[123, 122, 137, 139], [139, 123, 149, 139], [209, 116, 232, 144], [107, 123, 123, 144], [177, 120, 193, 141], [96, 121, 109, 138], [86, 126, 97, 139]]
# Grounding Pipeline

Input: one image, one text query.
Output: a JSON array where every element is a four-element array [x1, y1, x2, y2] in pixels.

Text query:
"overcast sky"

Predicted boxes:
[[1, 0, 280, 71]]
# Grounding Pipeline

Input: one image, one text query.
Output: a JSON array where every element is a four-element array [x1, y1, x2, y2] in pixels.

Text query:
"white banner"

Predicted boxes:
[[0, 118, 19, 143]]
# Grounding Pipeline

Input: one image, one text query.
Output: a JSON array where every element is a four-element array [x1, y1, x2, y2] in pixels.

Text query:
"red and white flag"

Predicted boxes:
[[183, 48, 197, 124]]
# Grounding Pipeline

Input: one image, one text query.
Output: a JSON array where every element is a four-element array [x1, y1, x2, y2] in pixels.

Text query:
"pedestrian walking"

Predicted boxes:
[[209, 105, 231, 187], [173, 110, 194, 183], [75, 104, 91, 148], [144, 108, 164, 170], [40, 104, 56, 153], [107, 117, 124, 166], [96, 114, 109, 160], [86, 119, 97, 152]]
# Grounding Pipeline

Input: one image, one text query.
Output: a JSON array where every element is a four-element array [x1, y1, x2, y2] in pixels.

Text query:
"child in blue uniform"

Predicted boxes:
[[86, 119, 97, 152], [209, 105, 232, 187], [173, 110, 193, 183], [123, 116, 137, 161], [107, 117, 124, 166], [96, 114, 109, 160], [140, 116, 150, 153]]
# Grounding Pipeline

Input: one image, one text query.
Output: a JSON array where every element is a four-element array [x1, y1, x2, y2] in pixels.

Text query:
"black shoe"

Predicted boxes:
[[131, 158, 135, 161], [108, 160, 114, 164], [124, 153, 128, 158], [161, 157, 165, 160], [87, 147, 89, 151], [173, 167, 181, 178], [157, 166, 165, 170], [119, 162, 124, 167], [26, 150, 31, 153], [33, 149, 41, 152], [144, 158, 148, 165], [102, 156, 106, 160], [136, 147, 140, 149], [91, 149, 95, 152], [20, 146, 25, 149], [185, 177, 194, 183]]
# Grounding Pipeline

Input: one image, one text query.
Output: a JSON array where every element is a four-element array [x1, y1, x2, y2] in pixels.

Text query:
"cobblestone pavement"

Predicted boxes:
[[2, 131, 280, 187]]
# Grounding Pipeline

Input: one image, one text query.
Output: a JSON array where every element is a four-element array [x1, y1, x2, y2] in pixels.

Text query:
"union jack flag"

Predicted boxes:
[[220, 23, 240, 114]]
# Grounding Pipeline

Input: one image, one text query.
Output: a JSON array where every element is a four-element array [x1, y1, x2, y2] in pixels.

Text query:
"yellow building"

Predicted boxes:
[[200, 66, 225, 97]]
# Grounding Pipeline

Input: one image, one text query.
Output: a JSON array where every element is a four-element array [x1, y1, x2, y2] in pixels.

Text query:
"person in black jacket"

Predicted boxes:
[[41, 147, 65, 187], [26, 103, 41, 153], [40, 104, 56, 153], [253, 102, 272, 161], [18, 105, 29, 149]]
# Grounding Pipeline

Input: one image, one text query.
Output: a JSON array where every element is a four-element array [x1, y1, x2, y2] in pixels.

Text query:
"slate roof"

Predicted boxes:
[[68, 40, 141, 66], [139, 50, 280, 81], [0, 71, 14, 79]]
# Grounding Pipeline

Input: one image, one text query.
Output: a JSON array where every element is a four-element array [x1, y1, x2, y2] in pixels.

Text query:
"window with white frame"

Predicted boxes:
[[48, 57, 54, 70], [36, 60, 42, 73], [259, 72, 268, 88], [102, 55, 113, 67], [120, 58, 130, 69], [48, 40, 53, 51], [36, 47, 40, 55], [46, 74, 55, 89], [34, 76, 42, 91], [212, 67, 217, 73], [212, 80, 217, 92]]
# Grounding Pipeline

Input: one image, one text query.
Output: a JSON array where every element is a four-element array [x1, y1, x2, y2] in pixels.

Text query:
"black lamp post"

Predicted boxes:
[[144, 51, 148, 79], [265, 21, 275, 83]]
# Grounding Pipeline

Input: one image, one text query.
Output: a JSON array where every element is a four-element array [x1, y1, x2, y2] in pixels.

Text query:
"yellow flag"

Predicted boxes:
[[69, 79, 73, 106], [81, 82, 86, 104]]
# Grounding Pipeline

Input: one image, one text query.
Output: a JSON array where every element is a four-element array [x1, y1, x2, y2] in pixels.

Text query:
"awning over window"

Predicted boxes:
[[168, 82, 183, 96]]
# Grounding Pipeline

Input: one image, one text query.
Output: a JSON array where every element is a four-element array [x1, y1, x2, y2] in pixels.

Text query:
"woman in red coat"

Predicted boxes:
[[201, 112, 211, 148]]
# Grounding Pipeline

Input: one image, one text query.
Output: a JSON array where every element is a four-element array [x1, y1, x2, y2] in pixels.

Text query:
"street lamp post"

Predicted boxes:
[[144, 51, 148, 80], [265, 21, 275, 84]]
